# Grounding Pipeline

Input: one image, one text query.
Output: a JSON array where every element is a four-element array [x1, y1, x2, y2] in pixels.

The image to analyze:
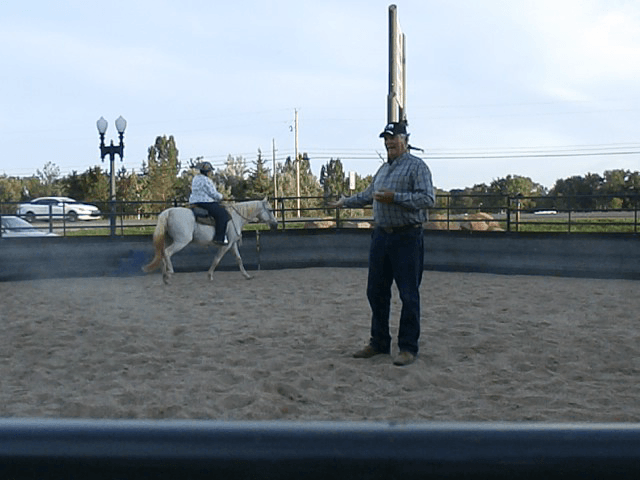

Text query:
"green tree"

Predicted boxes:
[[319, 158, 348, 200], [549, 169, 640, 210], [174, 170, 194, 204], [36, 162, 62, 196], [246, 149, 272, 199], [449, 188, 477, 214], [38, 162, 59, 182], [215, 155, 248, 199], [116, 168, 146, 217], [62, 171, 85, 201], [0, 175, 24, 212], [297, 154, 321, 200], [354, 173, 373, 192], [488, 175, 545, 211], [434, 187, 449, 212], [319, 158, 349, 215], [625, 171, 640, 209], [173, 156, 203, 203], [551, 175, 598, 210], [584, 172, 606, 209], [336, 171, 374, 219], [602, 169, 628, 209], [141, 135, 181, 212], [21, 176, 43, 199], [84, 167, 110, 209], [626, 171, 640, 191], [277, 153, 321, 218]]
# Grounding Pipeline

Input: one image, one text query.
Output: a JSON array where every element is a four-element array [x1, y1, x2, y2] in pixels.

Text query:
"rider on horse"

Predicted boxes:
[[189, 161, 229, 245]]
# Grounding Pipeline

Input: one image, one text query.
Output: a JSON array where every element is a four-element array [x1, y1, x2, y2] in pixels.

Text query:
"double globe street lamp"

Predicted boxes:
[[96, 116, 126, 236]]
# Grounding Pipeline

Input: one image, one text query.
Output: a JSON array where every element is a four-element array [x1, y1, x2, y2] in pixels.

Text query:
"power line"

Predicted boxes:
[[5, 143, 639, 179], [423, 150, 640, 161]]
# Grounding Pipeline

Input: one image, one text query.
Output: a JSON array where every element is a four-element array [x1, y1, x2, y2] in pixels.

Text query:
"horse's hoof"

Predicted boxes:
[[163, 274, 171, 285]]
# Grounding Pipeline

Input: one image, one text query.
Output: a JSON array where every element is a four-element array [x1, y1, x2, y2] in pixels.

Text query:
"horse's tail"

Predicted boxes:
[[141, 209, 170, 273]]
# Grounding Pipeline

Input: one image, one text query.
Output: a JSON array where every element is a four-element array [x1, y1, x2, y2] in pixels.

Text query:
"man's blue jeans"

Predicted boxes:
[[366, 227, 424, 355]]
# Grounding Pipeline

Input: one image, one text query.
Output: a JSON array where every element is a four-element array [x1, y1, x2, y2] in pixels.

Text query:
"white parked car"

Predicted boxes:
[[17, 196, 101, 222], [1, 216, 58, 237]]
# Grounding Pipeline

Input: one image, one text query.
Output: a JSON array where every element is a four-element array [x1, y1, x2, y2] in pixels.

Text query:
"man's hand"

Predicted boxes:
[[374, 189, 395, 204], [328, 195, 347, 208]]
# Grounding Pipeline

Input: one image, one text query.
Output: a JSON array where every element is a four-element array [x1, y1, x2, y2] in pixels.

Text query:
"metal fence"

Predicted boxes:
[[434, 193, 640, 233], [2, 194, 640, 237]]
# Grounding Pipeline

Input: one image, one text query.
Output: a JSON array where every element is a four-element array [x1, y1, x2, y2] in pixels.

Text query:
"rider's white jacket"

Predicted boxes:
[[189, 174, 223, 203]]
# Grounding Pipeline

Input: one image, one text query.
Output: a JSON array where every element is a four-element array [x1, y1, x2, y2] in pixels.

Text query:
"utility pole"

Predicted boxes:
[[294, 109, 300, 217], [272, 138, 278, 214]]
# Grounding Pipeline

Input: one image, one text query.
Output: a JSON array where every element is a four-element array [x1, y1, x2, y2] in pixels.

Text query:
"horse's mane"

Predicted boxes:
[[225, 200, 262, 219]]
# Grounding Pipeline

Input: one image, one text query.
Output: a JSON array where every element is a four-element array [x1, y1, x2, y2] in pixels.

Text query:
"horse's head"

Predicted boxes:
[[259, 197, 278, 231]]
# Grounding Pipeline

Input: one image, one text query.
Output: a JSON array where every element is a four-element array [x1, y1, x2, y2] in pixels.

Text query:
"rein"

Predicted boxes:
[[226, 202, 258, 223]]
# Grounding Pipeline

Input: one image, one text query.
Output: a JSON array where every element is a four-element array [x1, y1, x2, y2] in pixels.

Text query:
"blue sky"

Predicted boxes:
[[1, 0, 639, 191]]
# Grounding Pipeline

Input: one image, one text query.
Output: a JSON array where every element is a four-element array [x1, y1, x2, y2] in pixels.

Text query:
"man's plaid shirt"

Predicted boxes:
[[343, 152, 435, 228]]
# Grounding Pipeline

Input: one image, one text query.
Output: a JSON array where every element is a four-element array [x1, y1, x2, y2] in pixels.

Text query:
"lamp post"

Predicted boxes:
[[97, 116, 126, 236]]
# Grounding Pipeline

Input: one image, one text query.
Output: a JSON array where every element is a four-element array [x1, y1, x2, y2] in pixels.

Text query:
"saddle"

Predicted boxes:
[[189, 205, 217, 227]]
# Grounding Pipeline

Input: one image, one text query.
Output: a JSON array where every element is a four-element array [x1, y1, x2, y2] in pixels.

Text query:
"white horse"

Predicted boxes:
[[142, 198, 278, 284]]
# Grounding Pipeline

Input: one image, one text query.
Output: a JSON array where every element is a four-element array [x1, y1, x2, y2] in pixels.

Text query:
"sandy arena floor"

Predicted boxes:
[[1, 267, 639, 422]]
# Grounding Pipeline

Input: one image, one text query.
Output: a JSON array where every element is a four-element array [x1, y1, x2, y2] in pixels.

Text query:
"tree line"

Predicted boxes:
[[1, 134, 638, 216], [0, 136, 372, 218], [443, 170, 640, 213]]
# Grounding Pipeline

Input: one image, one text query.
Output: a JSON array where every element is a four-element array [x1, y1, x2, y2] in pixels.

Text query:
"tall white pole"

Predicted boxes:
[[387, 4, 406, 124], [388, 5, 398, 123], [295, 109, 300, 217]]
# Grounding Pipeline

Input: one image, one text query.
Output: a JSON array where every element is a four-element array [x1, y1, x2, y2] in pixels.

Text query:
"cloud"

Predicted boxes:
[[1, 0, 639, 189], [524, 0, 640, 97], [1, 24, 200, 95]]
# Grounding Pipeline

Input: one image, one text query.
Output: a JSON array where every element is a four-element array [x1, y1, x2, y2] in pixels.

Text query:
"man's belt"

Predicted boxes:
[[379, 224, 422, 234]]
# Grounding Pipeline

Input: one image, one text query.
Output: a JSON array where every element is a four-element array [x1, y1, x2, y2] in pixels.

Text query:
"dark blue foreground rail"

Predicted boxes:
[[2, 419, 640, 479]]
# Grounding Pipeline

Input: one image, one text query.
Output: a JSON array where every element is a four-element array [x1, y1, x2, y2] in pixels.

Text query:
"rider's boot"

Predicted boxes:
[[214, 235, 229, 246]]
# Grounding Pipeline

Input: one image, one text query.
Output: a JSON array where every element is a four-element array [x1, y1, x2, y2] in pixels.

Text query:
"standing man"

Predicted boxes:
[[330, 122, 435, 366]]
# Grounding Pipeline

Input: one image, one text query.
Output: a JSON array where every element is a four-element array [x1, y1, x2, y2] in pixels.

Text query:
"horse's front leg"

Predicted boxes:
[[207, 243, 231, 281], [231, 241, 252, 280]]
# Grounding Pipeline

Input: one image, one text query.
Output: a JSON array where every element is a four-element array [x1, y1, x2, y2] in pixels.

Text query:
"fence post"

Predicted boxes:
[[119, 201, 124, 236], [279, 198, 286, 231], [506, 196, 511, 232], [255, 230, 261, 270], [47, 204, 54, 234], [515, 194, 523, 232], [635, 195, 638, 234], [568, 196, 573, 233], [62, 201, 67, 236]]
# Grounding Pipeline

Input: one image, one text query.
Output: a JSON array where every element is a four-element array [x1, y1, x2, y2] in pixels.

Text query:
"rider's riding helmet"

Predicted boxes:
[[198, 161, 214, 174]]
